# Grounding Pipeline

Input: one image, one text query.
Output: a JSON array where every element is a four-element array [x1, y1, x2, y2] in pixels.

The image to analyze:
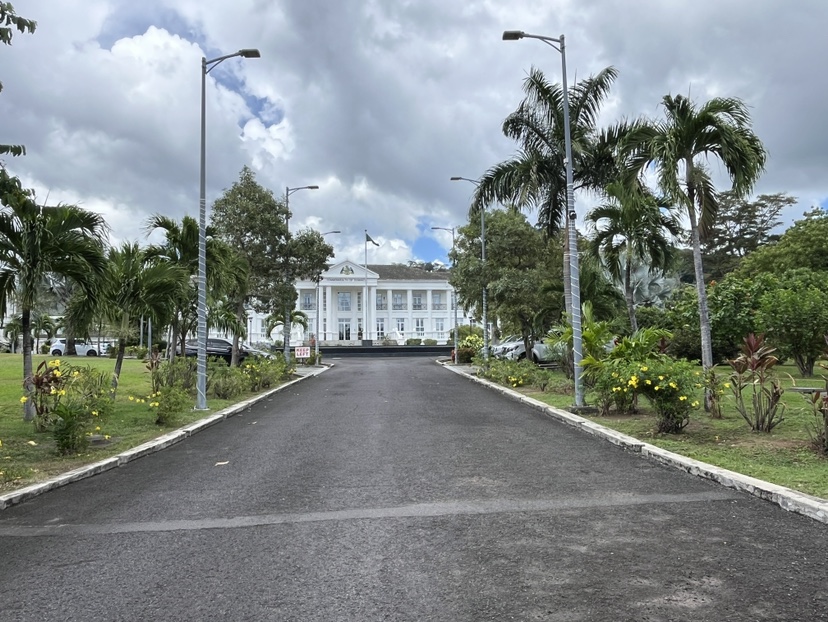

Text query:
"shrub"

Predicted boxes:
[[633, 358, 701, 433], [477, 357, 535, 388], [152, 357, 197, 393], [52, 400, 91, 454], [242, 357, 290, 392], [151, 386, 190, 426], [405, 338, 422, 346], [456, 347, 476, 364], [807, 389, 828, 456], [728, 333, 785, 432], [210, 365, 247, 399], [423, 339, 437, 346]]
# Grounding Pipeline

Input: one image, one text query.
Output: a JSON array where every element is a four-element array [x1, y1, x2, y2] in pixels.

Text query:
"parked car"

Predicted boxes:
[[503, 339, 560, 365], [49, 338, 99, 357], [184, 338, 274, 365], [491, 335, 521, 358]]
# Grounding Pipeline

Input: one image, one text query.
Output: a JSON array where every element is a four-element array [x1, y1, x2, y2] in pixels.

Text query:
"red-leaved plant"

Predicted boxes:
[[728, 333, 785, 432]]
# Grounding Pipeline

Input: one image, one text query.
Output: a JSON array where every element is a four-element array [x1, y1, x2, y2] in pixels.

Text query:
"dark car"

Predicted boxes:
[[184, 338, 251, 365]]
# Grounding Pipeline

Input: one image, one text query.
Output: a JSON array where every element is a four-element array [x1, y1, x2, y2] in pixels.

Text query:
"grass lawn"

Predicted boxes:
[[0, 353, 271, 493], [522, 363, 828, 499]]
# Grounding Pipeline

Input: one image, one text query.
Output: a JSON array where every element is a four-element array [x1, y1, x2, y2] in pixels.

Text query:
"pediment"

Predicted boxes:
[[322, 260, 379, 280]]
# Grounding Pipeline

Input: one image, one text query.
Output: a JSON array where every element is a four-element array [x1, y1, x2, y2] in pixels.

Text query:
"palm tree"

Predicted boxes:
[[266, 310, 308, 346], [31, 312, 57, 353], [144, 215, 229, 359], [625, 94, 767, 377], [587, 182, 681, 332], [100, 242, 187, 392], [3, 315, 22, 353], [470, 66, 628, 314], [0, 167, 107, 420]]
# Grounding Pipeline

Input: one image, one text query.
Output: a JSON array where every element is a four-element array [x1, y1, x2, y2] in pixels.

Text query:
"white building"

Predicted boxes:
[[240, 260, 477, 346]]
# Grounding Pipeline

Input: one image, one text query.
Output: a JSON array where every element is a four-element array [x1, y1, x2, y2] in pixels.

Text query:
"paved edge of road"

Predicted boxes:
[[442, 362, 828, 525], [0, 365, 332, 511]]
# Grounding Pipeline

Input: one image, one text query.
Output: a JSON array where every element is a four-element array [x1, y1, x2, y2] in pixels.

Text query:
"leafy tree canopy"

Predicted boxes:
[[1, 3, 36, 156]]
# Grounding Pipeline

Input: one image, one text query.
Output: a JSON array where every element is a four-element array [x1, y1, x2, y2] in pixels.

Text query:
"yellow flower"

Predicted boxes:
[[53, 369, 62, 377], [50, 387, 58, 395], [611, 372, 619, 378], [724, 382, 731, 389], [128, 396, 135, 401], [95, 426, 101, 432], [59, 389, 66, 396], [640, 366, 648, 372], [669, 382, 677, 389], [695, 371, 700, 376], [72, 370, 79, 377], [91, 411, 98, 416], [658, 375, 664, 381], [645, 379, 652, 385], [679, 395, 687, 401], [691, 401, 700, 407], [19, 396, 28, 404], [654, 386, 660, 391], [104, 435, 111, 440]]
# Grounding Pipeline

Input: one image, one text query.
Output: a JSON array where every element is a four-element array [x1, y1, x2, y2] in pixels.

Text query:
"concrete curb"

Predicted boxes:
[[442, 362, 828, 525], [0, 365, 331, 511]]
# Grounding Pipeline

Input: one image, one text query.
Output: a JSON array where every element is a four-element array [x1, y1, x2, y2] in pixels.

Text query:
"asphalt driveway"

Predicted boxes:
[[0, 358, 825, 621]]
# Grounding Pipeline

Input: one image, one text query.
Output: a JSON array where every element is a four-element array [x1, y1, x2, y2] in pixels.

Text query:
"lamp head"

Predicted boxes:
[[450, 176, 462, 181], [239, 48, 261, 58], [502, 30, 525, 40], [308, 185, 319, 190]]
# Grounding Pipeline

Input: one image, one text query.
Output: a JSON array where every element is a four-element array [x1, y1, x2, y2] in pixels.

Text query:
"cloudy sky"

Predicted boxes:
[[1, 0, 826, 265]]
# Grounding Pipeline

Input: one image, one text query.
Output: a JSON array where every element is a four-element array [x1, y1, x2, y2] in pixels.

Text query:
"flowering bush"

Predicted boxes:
[[634, 359, 700, 433], [591, 357, 700, 432], [728, 333, 785, 432], [26, 359, 69, 431], [477, 357, 534, 388], [210, 365, 247, 399], [242, 356, 290, 392], [131, 387, 189, 426]]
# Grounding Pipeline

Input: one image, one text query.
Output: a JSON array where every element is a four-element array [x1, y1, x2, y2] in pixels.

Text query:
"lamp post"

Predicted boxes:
[[502, 30, 583, 408], [315, 230, 340, 364], [450, 176, 488, 362], [197, 47, 260, 411], [283, 184, 319, 361], [431, 226, 459, 365]]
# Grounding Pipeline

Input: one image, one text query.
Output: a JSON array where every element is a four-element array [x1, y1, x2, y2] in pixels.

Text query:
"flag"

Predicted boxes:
[[366, 232, 380, 246]]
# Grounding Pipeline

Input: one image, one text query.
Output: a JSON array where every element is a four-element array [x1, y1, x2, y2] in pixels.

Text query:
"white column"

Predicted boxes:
[[387, 288, 393, 337], [325, 285, 333, 343], [426, 288, 433, 340], [407, 289, 413, 339], [369, 284, 377, 340]]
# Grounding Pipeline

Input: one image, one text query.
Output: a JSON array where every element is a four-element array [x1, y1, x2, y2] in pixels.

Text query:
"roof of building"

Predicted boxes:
[[368, 264, 451, 281]]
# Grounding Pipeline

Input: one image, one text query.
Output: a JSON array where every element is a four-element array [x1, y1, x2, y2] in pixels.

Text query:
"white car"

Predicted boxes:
[[504, 339, 559, 364], [49, 338, 100, 357]]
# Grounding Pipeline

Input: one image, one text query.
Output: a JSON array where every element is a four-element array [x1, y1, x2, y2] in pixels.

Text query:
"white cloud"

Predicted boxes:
[[1, 0, 826, 263]]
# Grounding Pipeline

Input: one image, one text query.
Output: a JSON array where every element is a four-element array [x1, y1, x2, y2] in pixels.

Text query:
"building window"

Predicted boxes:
[[301, 292, 315, 310], [376, 293, 387, 310], [357, 292, 362, 312], [396, 318, 405, 336], [435, 318, 445, 339], [376, 318, 385, 338], [338, 292, 351, 311], [259, 319, 266, 333], [412, 292, 424, 310], [415, 318, 425, 336], [392, 293, 406, 310], [338, 319, 351, 340], [432, 292, 446, 310]]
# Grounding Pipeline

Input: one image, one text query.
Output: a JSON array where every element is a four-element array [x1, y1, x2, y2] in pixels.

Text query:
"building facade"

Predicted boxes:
[[241, 260, 476, 346]]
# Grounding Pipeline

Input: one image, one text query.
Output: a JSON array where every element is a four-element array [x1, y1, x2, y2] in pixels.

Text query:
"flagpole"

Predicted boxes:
[[364, 229, 368, 343]]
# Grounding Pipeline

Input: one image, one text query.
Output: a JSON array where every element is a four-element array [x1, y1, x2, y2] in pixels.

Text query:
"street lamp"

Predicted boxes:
[[450, 176, 488, 362], [432, 226, 459, 365], [282, 184, 320, 361], [502, 29, 583, 408], [315, 230, 340, 364], [197, 47, 260, 411]]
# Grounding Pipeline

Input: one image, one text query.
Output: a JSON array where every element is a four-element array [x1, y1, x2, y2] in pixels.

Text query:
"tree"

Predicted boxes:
[[757, 269, 828, 377], [452, 208, 558, 357], [30, 312, 56, 352], [587, 182, 680, 332], [625, 94, 767, 399], [210, 167, 334, 358], [1, 3, 36, 156], [0, 168, 107, 420], [701, 191, 792, 278], [470, 66, 626, 315], [100, 242, 186, 391], [737, 207, 828, 277], [144, 215, 230, 359]]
